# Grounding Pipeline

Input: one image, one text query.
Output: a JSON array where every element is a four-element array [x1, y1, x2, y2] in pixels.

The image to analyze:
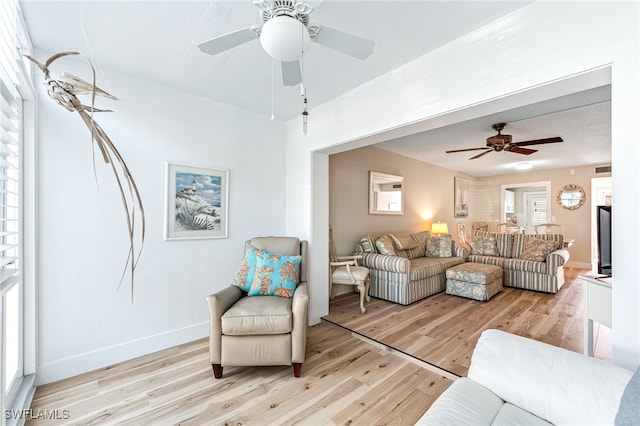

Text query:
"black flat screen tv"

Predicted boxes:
[[596, 205, 612, 276]]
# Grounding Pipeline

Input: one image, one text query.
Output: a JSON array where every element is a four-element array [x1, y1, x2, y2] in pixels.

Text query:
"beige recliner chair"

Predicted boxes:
[[206, 236, 309, 379]]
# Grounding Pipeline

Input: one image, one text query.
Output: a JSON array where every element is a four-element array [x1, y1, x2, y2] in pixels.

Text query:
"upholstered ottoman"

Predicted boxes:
[[446, 263, 503, 301]]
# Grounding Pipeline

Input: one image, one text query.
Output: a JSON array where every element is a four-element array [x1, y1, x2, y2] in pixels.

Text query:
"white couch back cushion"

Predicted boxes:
[[468, 329, 632, 425]]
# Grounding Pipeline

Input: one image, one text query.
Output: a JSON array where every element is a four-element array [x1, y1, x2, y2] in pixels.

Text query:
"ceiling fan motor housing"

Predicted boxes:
[[256, 0, 312, 25], [486, 134, 513, 150]]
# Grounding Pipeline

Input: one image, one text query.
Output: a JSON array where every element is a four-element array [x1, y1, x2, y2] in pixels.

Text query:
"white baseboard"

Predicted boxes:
[[36, 321, 209, 385], [566, 260, 592, 269]]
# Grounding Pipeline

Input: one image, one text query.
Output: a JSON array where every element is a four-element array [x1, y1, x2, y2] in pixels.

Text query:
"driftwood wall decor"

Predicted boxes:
[[25, 51, 145, 298]]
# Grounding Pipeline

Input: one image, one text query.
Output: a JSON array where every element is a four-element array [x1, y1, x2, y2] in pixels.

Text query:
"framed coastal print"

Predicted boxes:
[[164, 162, 229, 240], [454, 176, 470, 218]]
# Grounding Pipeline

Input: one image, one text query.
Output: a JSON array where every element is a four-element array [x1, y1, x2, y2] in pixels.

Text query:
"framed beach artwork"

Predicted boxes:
[[164, 162, 229, 240], [454, 176, 470, 218]]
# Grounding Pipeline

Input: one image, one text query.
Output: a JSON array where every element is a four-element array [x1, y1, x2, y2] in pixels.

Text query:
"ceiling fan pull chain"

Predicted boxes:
[[302, 94, 308, 135], [271, 58, 275, 120]]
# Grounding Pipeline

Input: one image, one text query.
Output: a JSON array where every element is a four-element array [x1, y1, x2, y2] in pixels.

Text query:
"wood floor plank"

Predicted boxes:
[[324, 267, 610, 377], [28, 268, 603, 424], [28, 324, 452, 425]]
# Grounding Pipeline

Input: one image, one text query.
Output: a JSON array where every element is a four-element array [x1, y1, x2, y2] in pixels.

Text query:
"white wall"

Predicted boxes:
[[36, 56, 287, 384], [285, 2, 640, 369]]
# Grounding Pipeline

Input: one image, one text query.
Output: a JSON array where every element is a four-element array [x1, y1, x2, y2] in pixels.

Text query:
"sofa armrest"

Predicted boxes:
[[547, 248, 570, 270], [456, 245, 470, 259], [361, 252, 410, 273]]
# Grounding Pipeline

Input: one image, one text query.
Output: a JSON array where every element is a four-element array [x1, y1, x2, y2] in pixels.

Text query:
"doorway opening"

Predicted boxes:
[[500, 182, 551, 233]]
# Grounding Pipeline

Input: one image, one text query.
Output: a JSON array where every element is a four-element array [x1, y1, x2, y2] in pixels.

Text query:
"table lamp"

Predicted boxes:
[[431, 221, 449, 236]]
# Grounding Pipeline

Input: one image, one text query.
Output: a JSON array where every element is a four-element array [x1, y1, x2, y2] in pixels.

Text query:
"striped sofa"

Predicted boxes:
[[464, 231, 570, 293], [356, 231, 466, 305]]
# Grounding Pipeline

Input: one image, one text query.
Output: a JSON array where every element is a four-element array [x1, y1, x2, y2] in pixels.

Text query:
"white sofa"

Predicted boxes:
[[416, 329, 635, 425]]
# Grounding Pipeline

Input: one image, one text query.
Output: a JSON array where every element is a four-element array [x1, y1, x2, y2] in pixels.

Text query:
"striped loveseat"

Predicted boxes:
[[464, 231, 570, 293], [356, 231, 466, 305]]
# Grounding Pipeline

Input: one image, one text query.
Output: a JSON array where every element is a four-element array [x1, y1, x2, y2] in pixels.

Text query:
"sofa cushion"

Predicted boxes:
[[231, 245, 258, 292], [248, 250, 301, 297], [425, 234, 453, 257], [519, 238, 559, 261], [474, 231, 513, 257], [411, 230, 431, 248], [375, 234, 397, 255], [414, 377, 504, 426], [493, 403, 552, 425], [389, 232, 419, 250], [221, 295, 292, 335], [470, 235, 499, 256], [409, 256, 464, 280], [501, 257, 549, 274], [467, 254, 507, 268], [512, 233, 564, 258]]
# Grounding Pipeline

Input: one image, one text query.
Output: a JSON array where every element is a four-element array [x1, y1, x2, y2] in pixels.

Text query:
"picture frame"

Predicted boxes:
[[454, 176, 470, 218], [164, 162, 229, 240]]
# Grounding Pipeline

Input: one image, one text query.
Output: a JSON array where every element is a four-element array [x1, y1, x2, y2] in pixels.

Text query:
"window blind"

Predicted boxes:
[[0, 0, 24, 407], [530, 196, 548, 225], [0, 78, 20, 289]]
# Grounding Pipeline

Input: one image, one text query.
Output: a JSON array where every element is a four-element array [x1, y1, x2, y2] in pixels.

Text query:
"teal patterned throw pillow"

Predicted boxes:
[[248, 250, 302, 298], [231, 245, 258, 292]]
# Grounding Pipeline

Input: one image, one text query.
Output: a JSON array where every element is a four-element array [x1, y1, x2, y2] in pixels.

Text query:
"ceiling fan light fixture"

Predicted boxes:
[[515, 162, 533, 170], [260, 15, 311, 62]]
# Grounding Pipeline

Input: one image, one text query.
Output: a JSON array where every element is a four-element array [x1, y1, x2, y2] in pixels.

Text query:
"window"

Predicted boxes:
[[525, 192, 550, 228], [1, 0, 34, 422]]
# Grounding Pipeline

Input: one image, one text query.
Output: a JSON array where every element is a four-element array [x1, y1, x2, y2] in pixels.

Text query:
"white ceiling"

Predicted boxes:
[[20, 0, 611, 177]]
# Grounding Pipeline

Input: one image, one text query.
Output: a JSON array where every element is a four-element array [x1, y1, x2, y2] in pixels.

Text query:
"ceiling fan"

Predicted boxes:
[[197, 0, 374, 86], [446, 123, 564, 160]]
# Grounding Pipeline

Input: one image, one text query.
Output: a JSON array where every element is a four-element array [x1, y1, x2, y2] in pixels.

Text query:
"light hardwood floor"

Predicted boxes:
[[324, 267, 612, 377], [27, 324, 452, 425], [28, 268, 609, 424]]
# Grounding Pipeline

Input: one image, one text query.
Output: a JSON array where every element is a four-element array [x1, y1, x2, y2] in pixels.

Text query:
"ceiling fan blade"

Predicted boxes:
[[514, 137, 563, 147], [281, 61, 302, 86], [470, 150, 492, 160], [507, 146, 538, 155], [313, 25, 374, 59], [446, 147, 492, 153], [197, 26, 260, 55]]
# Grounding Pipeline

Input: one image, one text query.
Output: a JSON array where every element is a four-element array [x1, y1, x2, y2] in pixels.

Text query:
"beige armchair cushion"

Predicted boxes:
[[222, 296, 293, 335]]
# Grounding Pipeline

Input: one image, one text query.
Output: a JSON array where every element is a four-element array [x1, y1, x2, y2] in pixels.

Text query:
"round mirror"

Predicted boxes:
[[557, 184, 586, 210]]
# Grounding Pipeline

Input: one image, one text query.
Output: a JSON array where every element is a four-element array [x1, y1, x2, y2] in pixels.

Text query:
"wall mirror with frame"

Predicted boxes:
[[557, 184, 586, 210], [369, 171, 404, 215]]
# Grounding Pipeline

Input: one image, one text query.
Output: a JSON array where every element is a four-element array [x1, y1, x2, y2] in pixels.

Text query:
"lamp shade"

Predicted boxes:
[[260, 16, 311, 62], [431, 222, 449, 235]]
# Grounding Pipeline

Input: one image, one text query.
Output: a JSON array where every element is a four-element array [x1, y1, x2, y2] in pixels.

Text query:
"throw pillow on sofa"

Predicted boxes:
[[389, 232, 419, 250], [470, 236, 499, 256], [375, 234, 397, 255], [519, 238, 559, 261], [357, 235, 377, 253], [425, 234, 452, 257]]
